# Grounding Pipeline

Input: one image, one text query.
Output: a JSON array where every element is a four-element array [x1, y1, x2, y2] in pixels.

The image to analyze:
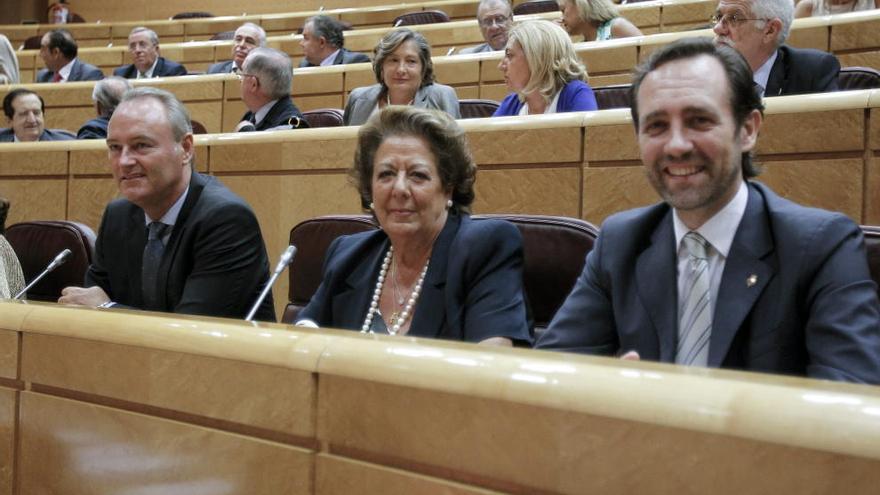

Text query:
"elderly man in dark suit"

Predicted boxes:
[[113, 27, 187, 79], [37, 29, 104, 83], [298, 15, 370, 68], [712, 0, 839, 97], [207, 23, 267, 75], [0, 88, 74, 142], [59, 87, 275, 321], [236, 47, 307, 131], [77, 76, 131, 139], [537, 38, 880, 384]]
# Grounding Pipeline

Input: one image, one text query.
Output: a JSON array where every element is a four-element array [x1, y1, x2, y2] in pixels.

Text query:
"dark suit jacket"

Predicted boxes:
[[37, 58, 104, 83], [298, 48, 371, 68], [0, 128, 75, 142], [298, 212, 532, 344], [207, 60, 236, 74], [85, 171, 276, 321], [764, 44, 840, 97], [76, 115, 109, 139], [537, 181, 880, 384], [239, 96, 307, 131], [112, 57, 187, 79]]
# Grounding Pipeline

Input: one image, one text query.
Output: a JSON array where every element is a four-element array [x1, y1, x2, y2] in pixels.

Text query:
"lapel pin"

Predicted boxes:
[[746, 274, 758, 288]]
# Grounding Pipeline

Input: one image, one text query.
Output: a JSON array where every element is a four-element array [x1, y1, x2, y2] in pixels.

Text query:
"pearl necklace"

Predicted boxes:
[[361, 246, 430, 335]]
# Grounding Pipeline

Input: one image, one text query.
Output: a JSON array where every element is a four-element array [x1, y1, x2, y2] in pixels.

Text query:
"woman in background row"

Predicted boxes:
[[494, 20, 597, 116], [344, 29, 460, 126], [0, 35, 20, 85], [0, 198, 25, 299], [795, 0, 879, 17], [557, 0, 643, 41], [297, 106, 531, 346]]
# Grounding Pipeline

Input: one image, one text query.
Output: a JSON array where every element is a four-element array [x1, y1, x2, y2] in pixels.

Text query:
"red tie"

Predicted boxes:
[[52, 72, 62, 82]]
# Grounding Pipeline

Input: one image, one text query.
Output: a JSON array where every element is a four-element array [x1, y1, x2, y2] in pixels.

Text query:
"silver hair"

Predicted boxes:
[[477, 0, 512, 14], [92, 76, 132, 117], [129, 26, 159, 46], [242, 47, 293, 100], [237, 22, 267, 46], [748, 0, 793, 45], [119, 86, 192, 141]]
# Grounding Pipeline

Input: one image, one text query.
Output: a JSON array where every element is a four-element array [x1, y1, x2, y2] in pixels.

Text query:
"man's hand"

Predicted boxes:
[[58, 286, 110, 307]]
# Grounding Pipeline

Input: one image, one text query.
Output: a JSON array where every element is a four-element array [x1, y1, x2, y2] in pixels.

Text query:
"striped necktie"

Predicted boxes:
[[142, 221, 169, 310], [676, 232, 712, 366]]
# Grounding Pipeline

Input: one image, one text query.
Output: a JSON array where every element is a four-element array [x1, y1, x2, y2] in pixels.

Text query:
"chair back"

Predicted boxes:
[[839, 67, 880, 90], [459, 99, 500, 119], [513, 0, 560, 15], [392, 10, 450, 26], [282, 214, 598, 336], [211, 31, 234, 41], [594, 84, 632, 110], [302, 108, 345, 128], [861, 226, 880, 296], [22, 35, 42, 50], [171, 11, 214, 19], [190, 120, 208, 135], [5, 220, 96, 302]]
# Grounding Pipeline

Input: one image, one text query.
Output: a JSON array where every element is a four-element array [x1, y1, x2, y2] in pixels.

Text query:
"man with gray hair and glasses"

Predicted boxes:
[[113, 27, 187, 79], [59, 87, 276, 321], [712, 0, 839, 97], [236, 47, 308, 131], [459, 0, 514, 54], [77, 76, 131, 139], [208, 22, 267, 74]]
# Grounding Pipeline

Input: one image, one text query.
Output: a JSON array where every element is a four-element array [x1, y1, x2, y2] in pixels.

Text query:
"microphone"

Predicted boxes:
[[15, 248, 72, 300], [245, 245, 297, 322]]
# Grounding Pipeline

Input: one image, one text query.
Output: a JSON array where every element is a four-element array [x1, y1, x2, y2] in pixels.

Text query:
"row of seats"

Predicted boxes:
[[11, 216, 880, 335]]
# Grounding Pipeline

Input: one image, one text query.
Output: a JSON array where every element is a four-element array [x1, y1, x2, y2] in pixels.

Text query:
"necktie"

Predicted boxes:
[[676, 232, 712, 366], [138, 71, 148, 79], [52, 72, 61, 82], [142, 222, 169, 310]]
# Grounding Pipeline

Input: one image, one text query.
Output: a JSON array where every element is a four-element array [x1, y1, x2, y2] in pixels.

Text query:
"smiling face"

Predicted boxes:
[[636, 54, 759, 228], [498, 40, 530, 93], [107, 97, 193, 219], [8, 93, 45, 142], [477, 0, 513, 51], [232, 25, 262, 67], [128, 31, 159, 73], [381, 40, 423, 99], [371, 134, 451, 243]]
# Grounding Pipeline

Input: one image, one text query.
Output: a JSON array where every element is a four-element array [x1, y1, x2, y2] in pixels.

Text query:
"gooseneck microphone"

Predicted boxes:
[[15, 248, 72, 300], [245, 245, 297, 322]]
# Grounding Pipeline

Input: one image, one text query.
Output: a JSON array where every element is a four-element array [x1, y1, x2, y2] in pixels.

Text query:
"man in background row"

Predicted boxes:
[[114, 27, 187, 79], [237, 47, 308, 131], [37, 29, 104, 83], [458, 0, 513, 55], [0, 88, 74, 142], [77, 76, 131, 139], [299, 15, 370, 67], [208, 22, 267, 75]]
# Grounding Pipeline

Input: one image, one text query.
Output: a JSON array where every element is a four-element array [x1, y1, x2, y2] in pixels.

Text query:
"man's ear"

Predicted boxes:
[[763, 18, 782, 44], [739, 109, 762, 152], [180, 132, 195, 165]]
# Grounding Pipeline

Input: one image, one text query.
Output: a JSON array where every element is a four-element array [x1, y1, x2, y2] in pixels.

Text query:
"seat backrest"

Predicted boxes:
[[513, 0, 560, 15], [861, 226, 880, 296], [5, 220, 96, 302], [68, 12, 86, 23], [283, 214, 598, 335], [302, 108, 345, 128], [459, 99, 500, 119], [211, 30, 234, 41], [171, 11, 214, 19], [190, 119, 208, 135], [22, 35, 42, 50], [594, 84, 632, 110], [392, 10, 450, 27], [839, 67, 880, 90]]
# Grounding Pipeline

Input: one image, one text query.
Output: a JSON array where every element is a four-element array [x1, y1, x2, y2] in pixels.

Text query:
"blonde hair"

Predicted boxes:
[[559, 0, 619, 24], [507, 20, 586, 104]]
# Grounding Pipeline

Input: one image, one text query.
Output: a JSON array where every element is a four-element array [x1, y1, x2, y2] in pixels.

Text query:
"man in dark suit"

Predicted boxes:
[[712, 0, 838, 97], [0, 88, 74, 142], [59, 87, 275, 321], [113, 27, 187, 79], [77, 76, 131, 139], [207, 23, 266, 75], [537, 38, 880, 384], [36, 29, 104, 83], [236, 47, 307, 131], [298, 15, 370, 68]]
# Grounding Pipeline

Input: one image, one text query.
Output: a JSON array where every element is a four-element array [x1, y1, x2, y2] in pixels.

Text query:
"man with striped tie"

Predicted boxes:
[[537, 37, 880, 384]]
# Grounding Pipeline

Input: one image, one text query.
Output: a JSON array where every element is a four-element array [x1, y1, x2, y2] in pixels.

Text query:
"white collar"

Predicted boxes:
[[673, 180, 748, 258], [144, 185, 189, 227], [753, 50, 778, 98], [253, 98, 278, 126], [138, 57, 160, 78], [57, 58, 77, 80], [320, 49, 341, 66], [518, 90, 563, 116]]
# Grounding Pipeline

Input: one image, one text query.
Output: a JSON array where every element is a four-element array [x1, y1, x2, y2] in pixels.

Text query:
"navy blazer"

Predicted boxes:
[[298, 48, 370, 68], [538, 181, 880, 384], [37, 58, 104, 83], [0, 128, 75, 142], [85, 171, 276, 321], [298, 212, 532, 344], [113, 57, 187, 79], [207, 60, 236, 74], [764, 45, 839, 97], [76, 115, 109, 139], [239, 96, 307, 131]]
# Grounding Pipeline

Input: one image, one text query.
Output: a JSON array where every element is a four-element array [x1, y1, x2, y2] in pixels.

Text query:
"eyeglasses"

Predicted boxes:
[[479, 14, 511, 28], [710, 12, 767, 28], [237, 72, 259, 83]]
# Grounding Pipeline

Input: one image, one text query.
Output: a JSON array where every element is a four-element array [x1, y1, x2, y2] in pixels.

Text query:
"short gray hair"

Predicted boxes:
[[92, 76, 132, 117], [129, 26, 159, 46], [748, 0, 793, 45], [478, 0, 512, 15], [242, 47, 293, 100], [306, 15, 345, 49], [237, 22, 267, 46], [119, 87, 192, 141]]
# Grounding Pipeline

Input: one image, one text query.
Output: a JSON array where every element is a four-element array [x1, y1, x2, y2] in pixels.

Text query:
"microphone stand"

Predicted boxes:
[[246, 245, 297, 322]]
